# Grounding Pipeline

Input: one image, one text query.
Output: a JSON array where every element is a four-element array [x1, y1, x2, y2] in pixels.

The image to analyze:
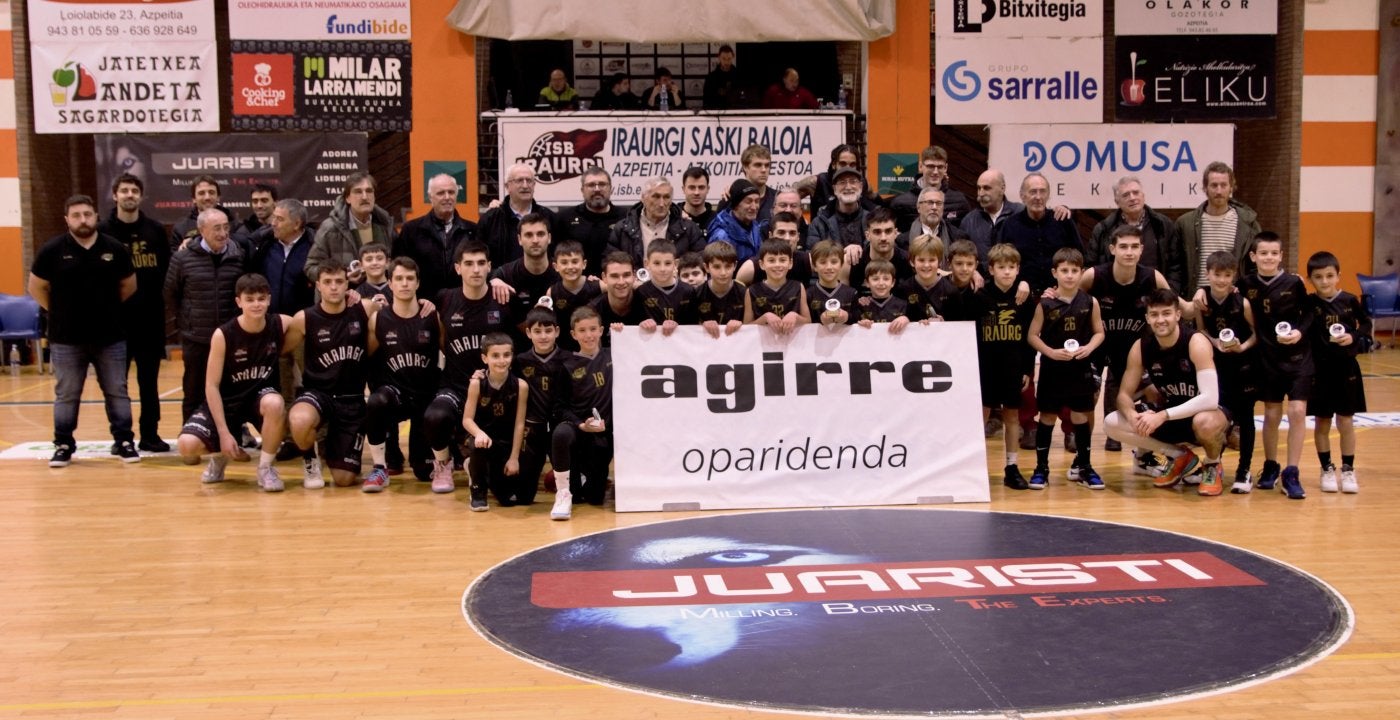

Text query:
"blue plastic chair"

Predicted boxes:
[[0, 294, 44, 373], [1357, 273, 1400, 348]]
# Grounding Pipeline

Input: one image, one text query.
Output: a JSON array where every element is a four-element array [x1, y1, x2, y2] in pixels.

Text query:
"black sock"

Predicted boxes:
[[1318, 451, 1332, 470], [1342, 454, 1354, 469], [1074, 422, 1092, 467], [302, 446, 316, 460], [1237, 418, 1255, 469], [1035, 422, 1053, 468]]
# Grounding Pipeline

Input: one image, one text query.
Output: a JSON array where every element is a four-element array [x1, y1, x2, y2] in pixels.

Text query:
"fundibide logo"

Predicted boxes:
[[233, 54, 294, 116]]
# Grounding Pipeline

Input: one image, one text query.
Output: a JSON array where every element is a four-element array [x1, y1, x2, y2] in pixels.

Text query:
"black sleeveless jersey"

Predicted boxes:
[[472, 371, 523, 439], [1239, 273, 1313, 374], [1141, 326, 1203, 410], [1200, 290, 1254, 345], [560, 349, 612, 426], [636, 281, 697, 324], [1090, 263, 1156, 365], [695, 281, 747, 324], [856, 296, 909, 324], [303, 302, 370, 396], [753, 252, 813, 286], [748, 279, 803, 318], [1038, 291, 1094, 350], [219, 314, 283, 407], [515, 347, 571, 423], [438, 288, 508, 391], [807, 282, 859, 323], [968, 282, 1035, 378], [373, 306, 440, 396], [548, 278, 601, 351], [898, 275, 964, 322]]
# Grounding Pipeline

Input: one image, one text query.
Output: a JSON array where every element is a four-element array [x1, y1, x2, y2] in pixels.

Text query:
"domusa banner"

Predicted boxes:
[[28, 0, 218, 133], [231, 40, 411, 131], [988, 123, 1234, 209], [491, 111, 848, 206], [610, 324, 990, 511], [229, 0, 410, 41], [93, 133, 369, 226]]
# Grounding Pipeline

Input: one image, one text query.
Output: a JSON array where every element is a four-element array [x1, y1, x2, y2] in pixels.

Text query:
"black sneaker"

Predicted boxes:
[[1104, 437, 1122, 452], [1003, 465, 1029, 490], [138, 437, 171, 453], [114, 440, 141, 463], [274, 439, 302, 462], [238, 426, 260, 450], [1257, 460, 1281, 490], [49, 444, 74, 468]]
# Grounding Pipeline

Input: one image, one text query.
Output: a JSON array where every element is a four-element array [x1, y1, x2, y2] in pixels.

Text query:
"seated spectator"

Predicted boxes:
[[591, 73, 641, 110], [762, 68, 818, 110], [538, 69, 579, 110], [643, 67, 685, 110]]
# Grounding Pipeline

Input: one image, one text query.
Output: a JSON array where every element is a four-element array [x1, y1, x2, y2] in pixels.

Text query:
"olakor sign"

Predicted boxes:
[[610, 324, 990, 511]]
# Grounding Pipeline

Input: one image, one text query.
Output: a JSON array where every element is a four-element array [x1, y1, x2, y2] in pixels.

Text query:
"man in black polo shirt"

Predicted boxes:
[[29, 194, 140, 467]]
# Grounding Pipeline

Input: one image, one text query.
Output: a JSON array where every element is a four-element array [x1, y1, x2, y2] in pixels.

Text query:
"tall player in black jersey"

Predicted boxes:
[[362, 257, 440, 493], [176, 274, 291, 492], [425, 240, 509, 493], [284, 259, 379, 489], [462, 333, 529, 511], [1105, 288, 1232, 496], [550, 307, 614, 519], [488, 212, 560, 349]]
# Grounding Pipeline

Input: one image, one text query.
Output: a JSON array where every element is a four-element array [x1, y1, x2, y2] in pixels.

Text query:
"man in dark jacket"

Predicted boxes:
[[1087, 176, 1186, 292], [991, 172, 1083, 295], [477, 163, 556, 264], [889, 146, 972, 232], [394, 173, 476, 300], [99, 173, 172, 451], [556, 167, 627, 275], [232, 183, 278, 253], [608, 177, 703, 268], [305, 172, 395, 285], [807, 167, 871, 256], [164, 208, 245, 422], [170, 174, 237, 251]]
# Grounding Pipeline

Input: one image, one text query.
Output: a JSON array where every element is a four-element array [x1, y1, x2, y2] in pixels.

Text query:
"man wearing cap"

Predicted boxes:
[[707, 178, 766, 264], [807, 166, 871, 263]]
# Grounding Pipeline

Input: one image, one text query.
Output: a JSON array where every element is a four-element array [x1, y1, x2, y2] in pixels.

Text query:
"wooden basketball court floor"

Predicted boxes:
[[2, 353, 1399, 720]]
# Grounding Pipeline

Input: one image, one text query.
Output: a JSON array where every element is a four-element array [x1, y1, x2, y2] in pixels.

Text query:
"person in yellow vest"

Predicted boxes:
[[538, 69, 579, 110]]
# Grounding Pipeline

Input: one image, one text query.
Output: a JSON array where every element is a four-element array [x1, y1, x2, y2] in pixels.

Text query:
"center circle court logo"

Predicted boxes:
[[465, 509, 1352, 717], [942, 61, 982, 102]]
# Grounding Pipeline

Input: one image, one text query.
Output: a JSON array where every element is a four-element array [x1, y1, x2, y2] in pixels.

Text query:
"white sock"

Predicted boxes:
[[433, 447, 451, 463], [259, 451, 275, 469], [555, 470, 571, 494], [1005, 452, 1018, 466], [369, 441, 386, 467]]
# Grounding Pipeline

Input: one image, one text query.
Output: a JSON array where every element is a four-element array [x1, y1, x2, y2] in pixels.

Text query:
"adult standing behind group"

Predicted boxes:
[[166, 208, 246, 423], [962, 168, 1073, 263], [249, 198, 316, 413], [992, 172, 1083, 295], [478, 164, 556, 264], [232, 183, 278, 250], [1176, 161, 1261, 298], [395, 173, 477, 300], [554, 166, 626, 275], [890, 146, 972, 232], [99, 173, 171, 452], [171, 175, 237, 251], [305, 172, 395, 287], [30, 195, 139, 467], [1087, 176, 1186, 293], [608, 177, 704, 268]]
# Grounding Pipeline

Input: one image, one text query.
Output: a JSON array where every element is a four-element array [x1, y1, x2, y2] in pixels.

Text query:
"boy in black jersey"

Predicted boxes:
[[1186, 251, 1260, 493], [488, 212, 560, 348], [425, 240, 509, 494], [462, 332, 529, 511], [967, 244, 1036, 489], [695, 241, 747, 337], [515, 306, 571, 504], [176, 273, 291, 492], [1105, 288, 1232, 496], [738, 212, 812, 287], [855, 260, 910, 332], [589, 251, 650, 345], [1235, 232, 1312, 499], [363, 257, 440, 493], [550, 307, 614, 519], [284, 259, 379, 489], [679, 252, 706, 288], [744, 238, 810, 332], [1081, 226, 1170, 472], [808, 240, 858, 328], [1027, 248, 1105, 490], [897, 233, 947, 322], [353, 243, 391, 305], [545, 240, 601, 351], [636, 240, 697, 334], [1306, 251, 1369, 494]]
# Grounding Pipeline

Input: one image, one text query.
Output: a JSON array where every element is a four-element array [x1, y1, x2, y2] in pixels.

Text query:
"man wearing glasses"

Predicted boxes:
[[478, 163, 557, 264], [890, 146, 972, 232], [555, 166, 626, 275]]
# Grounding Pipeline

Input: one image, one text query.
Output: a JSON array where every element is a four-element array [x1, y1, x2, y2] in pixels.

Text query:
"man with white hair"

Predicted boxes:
[[806, 166, 870, 265], [608, 177, 703, 268], [897, 187, 968, 252], [477, 163, 556, 264], [165, 207, 247, 421], [1088, 175, 1186, 292], [394, 173, 477, 300]]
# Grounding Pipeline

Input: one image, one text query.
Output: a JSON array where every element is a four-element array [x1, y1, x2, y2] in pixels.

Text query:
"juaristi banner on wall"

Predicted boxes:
[[28, 0, 218, 133], [610, 324, 991, 512], [935, 36, 1104, 125], [494, 112, 847, 206], [988, 123, 1234, 208], [229, 0, 411, 41], [93, 133, 369, 226]]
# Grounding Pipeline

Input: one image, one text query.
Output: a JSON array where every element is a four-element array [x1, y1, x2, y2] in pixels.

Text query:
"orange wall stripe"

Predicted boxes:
[[0, 30, 12, 79], [0, 130, 17, 177], [408, 0, 477, 220], [0, 226, 22, 294], [1299, 211, 1375, 294], [1302, 30, 1379, 75], [866, 1, 930, 190], [1301, 121, 1379, 166]]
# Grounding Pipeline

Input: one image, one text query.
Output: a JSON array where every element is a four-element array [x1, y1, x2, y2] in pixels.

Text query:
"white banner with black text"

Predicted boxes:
[[611, 324, 991, 512]]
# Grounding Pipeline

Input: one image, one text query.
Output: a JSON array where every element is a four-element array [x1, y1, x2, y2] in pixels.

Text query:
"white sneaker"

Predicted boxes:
[[430, 460, 455, 493], [1320, 465, 1338, 493], [551, 489, 573, 520], [1230, 471, 1254, 495], [258, 465, 284, 492], [1132, 451, 1166, 478], [201, 455, 229, 484], [1066, 465, 1081, 482], [1340, 467, 1359, 494], [302, 457, 325, 489]]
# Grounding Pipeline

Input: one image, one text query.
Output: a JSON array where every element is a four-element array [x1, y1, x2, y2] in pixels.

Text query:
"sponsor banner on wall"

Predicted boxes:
[[1114, 35, 1275, 121], [988, 123, 1234, 208], [29, 0, 218, 133], [495, 112, 847, 206], [937, 0, 1103, 37], [229, 0, 411, 41], [611, 324, 991, 512], [936, 36, 1104, 125], [1115, 0, 1276, 35], [93, 133, 369, 225], [230, 40, 411, 131]]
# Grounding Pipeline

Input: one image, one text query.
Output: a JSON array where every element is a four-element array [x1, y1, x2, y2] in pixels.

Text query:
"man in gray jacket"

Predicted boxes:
[[1176, 161, 1262, 298], [305, 172, 395, 285]]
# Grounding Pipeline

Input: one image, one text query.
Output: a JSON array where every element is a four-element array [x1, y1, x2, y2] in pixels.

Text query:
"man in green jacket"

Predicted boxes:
[[1176, 161, 1262, 298]]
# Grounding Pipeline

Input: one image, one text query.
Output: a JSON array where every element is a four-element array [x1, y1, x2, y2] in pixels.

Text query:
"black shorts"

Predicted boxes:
[[1307, 358, 1366, 417], [180, 387, 281, 452], [1037, 358, 1097, 413], [1150, 405, 1233, 446], [371, 384, 429, 423], [293, 388, 366, 473], [980, 367, 1024, 410], [1257, 368, 1313, 403]]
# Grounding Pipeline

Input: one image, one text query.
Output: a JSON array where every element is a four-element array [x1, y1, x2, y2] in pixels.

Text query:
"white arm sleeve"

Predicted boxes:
[[1166, 368, 1219, 420]]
